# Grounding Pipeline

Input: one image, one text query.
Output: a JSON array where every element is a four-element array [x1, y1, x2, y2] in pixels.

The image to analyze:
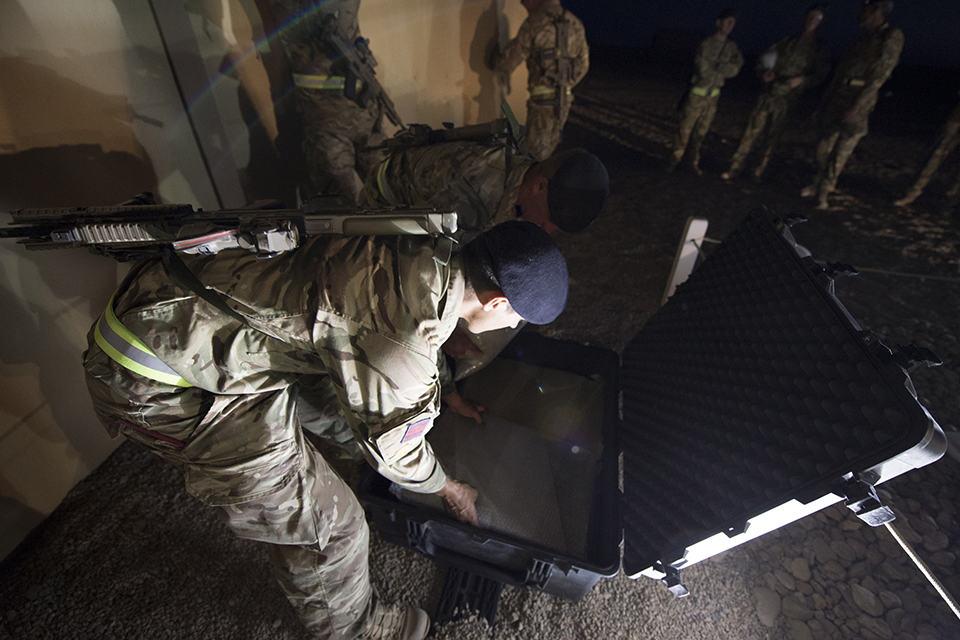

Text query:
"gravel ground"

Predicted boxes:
[[1, 59, 959, 640]]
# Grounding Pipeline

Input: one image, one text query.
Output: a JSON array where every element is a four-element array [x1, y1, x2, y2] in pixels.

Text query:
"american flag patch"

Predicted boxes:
[[400, 418, 431, 443]]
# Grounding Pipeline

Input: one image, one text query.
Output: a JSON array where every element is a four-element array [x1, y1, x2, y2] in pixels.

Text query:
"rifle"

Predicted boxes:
[[328, 31, 403, 128], [539, 15, 573, 118], [369, 99, 526, 153], [1, 193, 457, 262]]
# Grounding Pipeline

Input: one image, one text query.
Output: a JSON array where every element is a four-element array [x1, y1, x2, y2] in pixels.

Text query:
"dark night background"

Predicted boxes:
[[564, 0, 960, 68]]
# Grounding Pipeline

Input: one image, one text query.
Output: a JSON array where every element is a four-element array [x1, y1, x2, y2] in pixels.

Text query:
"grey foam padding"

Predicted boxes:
[[394, 358, 604, 557], [620, 211, 936, 574]]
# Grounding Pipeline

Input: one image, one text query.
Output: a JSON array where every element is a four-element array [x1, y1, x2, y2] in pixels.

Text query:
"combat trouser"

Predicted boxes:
[[298, 89, 384, 204], [809, 114, 870, 200], [525, 100, 570, 161], [83, 342, 378, 640], [727, 93, 792, 179], [900, 106, 960, 204], [672, 91, 720, 167]]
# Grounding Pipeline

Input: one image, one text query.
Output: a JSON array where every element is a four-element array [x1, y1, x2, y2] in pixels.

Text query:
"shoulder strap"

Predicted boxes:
[[161, 251, 250, 326]]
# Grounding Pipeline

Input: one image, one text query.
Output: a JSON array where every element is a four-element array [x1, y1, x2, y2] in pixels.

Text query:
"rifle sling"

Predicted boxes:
[[161, 251, 250, 327]]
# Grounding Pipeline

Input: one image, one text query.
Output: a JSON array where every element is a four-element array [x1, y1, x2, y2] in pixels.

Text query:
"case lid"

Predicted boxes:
[[619, 211, 940, 577]]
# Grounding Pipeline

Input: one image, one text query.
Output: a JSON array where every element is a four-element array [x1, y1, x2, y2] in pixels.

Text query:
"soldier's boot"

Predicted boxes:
[[358, 604, 429, 640], [800, 179, 820, 199], [720, 162, 741, 181], [894, 186, 922, 207], [815, 186, 831, 210]]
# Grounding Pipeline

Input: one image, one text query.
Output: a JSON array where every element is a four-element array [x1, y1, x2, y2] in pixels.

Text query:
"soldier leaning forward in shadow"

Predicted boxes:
[[84, 221, 570, 640]]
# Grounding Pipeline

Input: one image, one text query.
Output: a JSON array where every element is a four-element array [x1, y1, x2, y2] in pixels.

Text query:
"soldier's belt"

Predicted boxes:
[[293, 73, 363, 92], [94, 294, 193, 388], [846, 78, 866, 88], [691, 87, 721, 98], [530, 85, 572, 98]]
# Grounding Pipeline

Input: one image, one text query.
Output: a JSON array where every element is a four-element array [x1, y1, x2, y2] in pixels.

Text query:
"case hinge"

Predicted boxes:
[[841, 475, 895, 526], [655, 562, 690, 598], [524, 559, 553, 590]]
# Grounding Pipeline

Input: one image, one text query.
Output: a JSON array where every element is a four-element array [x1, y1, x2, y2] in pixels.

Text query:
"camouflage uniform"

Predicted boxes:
[[495, 0, 589, 160], [897, 95, 960, 205], [83, 236, 462, 639], [358, 141, 536, 244], [270, 0, 383, 202], [807, 23, 904, 204], [672, 36, 744, 168], [725, 34, 829, 179]]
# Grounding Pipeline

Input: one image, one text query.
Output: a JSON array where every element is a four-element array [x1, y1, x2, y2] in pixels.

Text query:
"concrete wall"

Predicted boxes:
[[0, 0, 528, 561]]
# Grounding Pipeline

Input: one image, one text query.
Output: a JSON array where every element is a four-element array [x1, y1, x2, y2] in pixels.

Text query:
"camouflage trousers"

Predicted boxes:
[[901, 103, 960, 202], [299, 89, 384, 204], [83, 343, 378, 640], [809, 113, 870, 197], [672, 92, 720, 166], [525, 101, 570, 161], [727, 93, 794, 179]]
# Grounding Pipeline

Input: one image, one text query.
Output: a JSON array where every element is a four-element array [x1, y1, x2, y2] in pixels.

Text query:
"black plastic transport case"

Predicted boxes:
[[358, 211, 946, 606]]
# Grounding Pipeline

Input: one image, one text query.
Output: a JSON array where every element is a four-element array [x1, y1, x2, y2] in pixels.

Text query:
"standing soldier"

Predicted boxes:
[[269, 0, 397, 202], [82, 222, 570, 640], [668, 9, 744, 175], [894, 90, 960, 207], [492, 0, 590, 160], [801, 0, 903, 209], [722, 5, 830, 182]]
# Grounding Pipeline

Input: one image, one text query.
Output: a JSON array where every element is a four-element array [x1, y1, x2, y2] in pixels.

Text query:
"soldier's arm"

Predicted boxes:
[[756, 38, 784, 79], [853, 29, 904, 112], [495, 18, 533, 77], [693, 40, 714, 81], [316, 324, 447, 494], [570, 19, 590, 86], [720, 43, 744, 79]]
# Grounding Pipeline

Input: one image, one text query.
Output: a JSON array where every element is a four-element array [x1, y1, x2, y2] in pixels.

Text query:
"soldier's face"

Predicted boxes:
[[516, 175, 556, 233], [716, 17, 736, 37]]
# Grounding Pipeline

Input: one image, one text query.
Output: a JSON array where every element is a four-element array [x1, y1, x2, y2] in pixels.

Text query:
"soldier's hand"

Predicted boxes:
[[442, 328, 483, 360], [788, 76, 804, 89], [443, 391, 485, 424], [438, 477, 480, 526], [762, 70, 776, 83]]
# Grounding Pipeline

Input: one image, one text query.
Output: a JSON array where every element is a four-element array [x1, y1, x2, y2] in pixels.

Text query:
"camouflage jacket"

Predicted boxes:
[[495, 0, 589, 92], [111, 236, 463, 495], [269, 0, 360, 76], [358, 141, 536, 244], [758, 33, 830, 98], [691, 36, 744, 93], [822, 23, 904, 116]]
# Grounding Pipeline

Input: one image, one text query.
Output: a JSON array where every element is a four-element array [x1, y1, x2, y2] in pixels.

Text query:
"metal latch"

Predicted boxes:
[[841, 476, 895, 526], [892, 344, 942, 374], [655, 562, 689, 598]]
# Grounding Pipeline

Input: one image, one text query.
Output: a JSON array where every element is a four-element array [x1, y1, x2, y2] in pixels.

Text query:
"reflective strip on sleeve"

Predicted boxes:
[[847, 78, 866, 88], [94, 294, 193, 388], [691, 87, 721, 98], [375, 155, 399, 205], [292, 73, 363, 92]]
